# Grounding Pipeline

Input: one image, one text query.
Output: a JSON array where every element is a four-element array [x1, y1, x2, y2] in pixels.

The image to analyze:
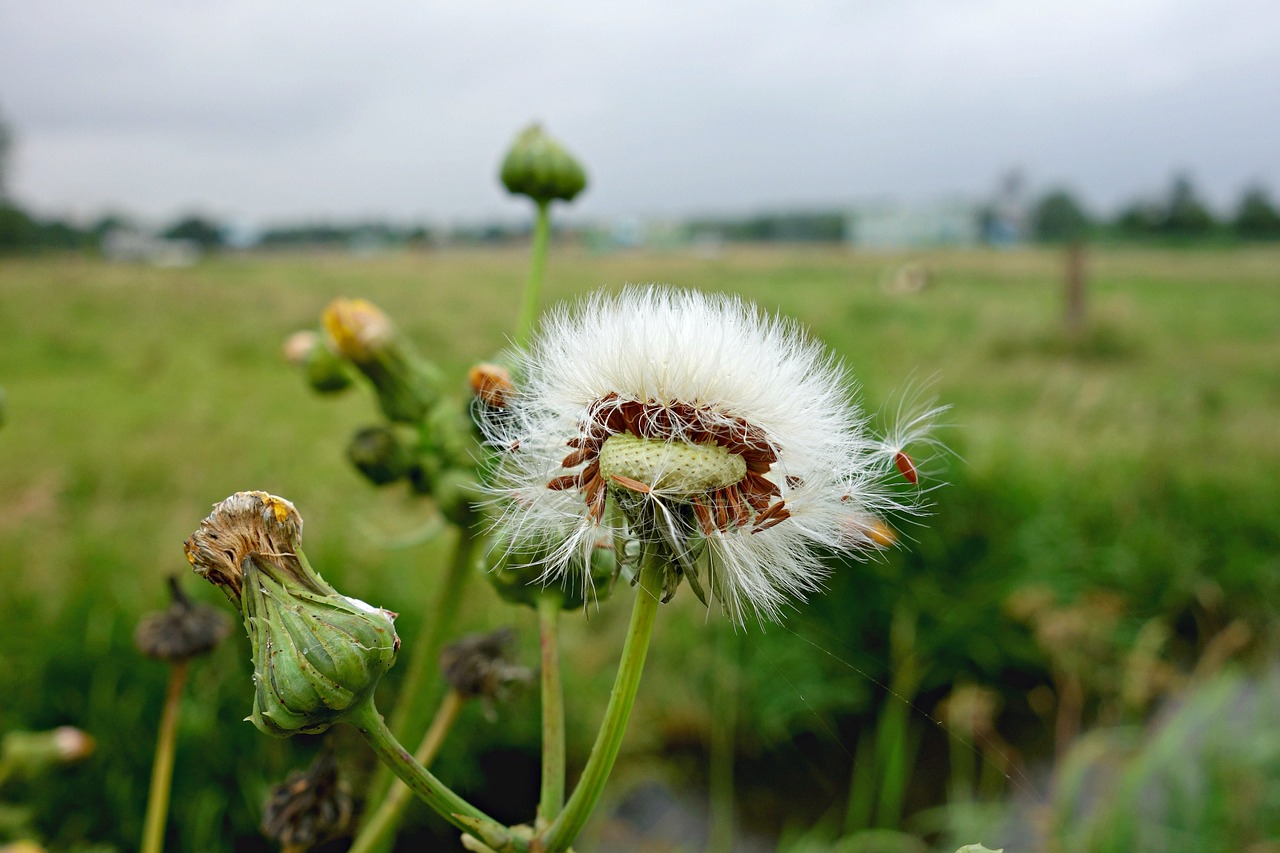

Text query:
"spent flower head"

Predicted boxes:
[[134, 575, 232, 662], [322, 298, 441, 423], [185, 492, 399, 736], [481, 286, 943, 624]]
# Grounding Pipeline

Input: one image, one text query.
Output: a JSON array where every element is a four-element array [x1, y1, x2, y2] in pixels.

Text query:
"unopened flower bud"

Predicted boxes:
[[499, 124, 587, 205], [134, 576, 232, 662], [184, 491, 400, 736], [322, 298, 441, 423], [346, 425, 413, 486], [261, 748, 353, 850], [283, 330, 353, 394], [440, 628, 534, 705], [1, 727, 95, 777]]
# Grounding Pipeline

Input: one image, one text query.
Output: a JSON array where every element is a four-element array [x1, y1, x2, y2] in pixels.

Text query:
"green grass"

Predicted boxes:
[[1, 244, 1278, 850]]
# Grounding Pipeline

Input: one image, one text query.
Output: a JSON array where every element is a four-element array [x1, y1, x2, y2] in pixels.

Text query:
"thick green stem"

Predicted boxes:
[[140, 660, 189, 853], [537, 592, 566, 824], [538, 557, 663, 852], [515, 200, 551, 349], [349, 690, 467, 853], [349, 697, 519, 849]]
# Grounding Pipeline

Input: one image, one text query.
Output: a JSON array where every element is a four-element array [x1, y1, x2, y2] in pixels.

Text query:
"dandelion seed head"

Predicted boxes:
[[482, 286, 943, 624]]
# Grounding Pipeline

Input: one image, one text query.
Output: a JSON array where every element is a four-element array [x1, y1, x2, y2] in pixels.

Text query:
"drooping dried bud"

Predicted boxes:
[[134, 576, 232, 662], [346, 425, 413, 486], [485, 533, 617, 611], [283, 329, 353, 394], [184, 491, 304, 608], [467, 363, 514, 409], [322, 298, 441, 423], [261, 748, 353, 851], [1, 727, 96, 777], [440, 628, 534, 705], [184, 491, 400, 736], [499, 123, 587, 205]]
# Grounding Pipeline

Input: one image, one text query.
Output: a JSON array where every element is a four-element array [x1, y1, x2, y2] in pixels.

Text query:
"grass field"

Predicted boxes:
[[1, 244, 1278, 851]]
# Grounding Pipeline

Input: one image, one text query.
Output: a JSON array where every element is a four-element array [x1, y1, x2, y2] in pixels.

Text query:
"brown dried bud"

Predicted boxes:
[[134, 576, 232, 662], [467, 363, 514, 408], [261, 748, 353, 851], [184, 491, 304, 607], [440, 628, 534, 703]]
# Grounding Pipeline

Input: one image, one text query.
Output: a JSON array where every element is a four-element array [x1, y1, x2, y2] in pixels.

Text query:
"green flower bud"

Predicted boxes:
[[486, 533, 616, 611], [346, 425, 413, 486], [499, 123, 587, 205], [184, 491, 400, 736], [283, 330, 353, 394], [322, 298, 441, 423]]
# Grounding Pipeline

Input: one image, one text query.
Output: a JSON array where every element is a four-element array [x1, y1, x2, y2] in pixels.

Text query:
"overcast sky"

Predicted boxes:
[[2, 0, 1278, 227]]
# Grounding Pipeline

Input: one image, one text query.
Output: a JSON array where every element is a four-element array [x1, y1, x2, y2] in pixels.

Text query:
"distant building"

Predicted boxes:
[[101, 229, 201, 266], [846, 200, 981, 250]]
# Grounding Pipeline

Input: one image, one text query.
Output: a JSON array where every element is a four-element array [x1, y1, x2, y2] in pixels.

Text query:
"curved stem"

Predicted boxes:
[[537, 592, 566, 823], [515, 200, 551, 349], [349, 697, 519, 848], [538, 557, 663, 852], [348, 689, 467, 853], [140, 660, 189, 853]]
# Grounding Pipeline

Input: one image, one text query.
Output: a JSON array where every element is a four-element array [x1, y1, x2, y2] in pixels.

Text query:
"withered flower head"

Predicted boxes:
[[134, 575, 232, 662], [440, 628, 534, 705], [261, 748, 353, 851], [184, 491, 304, 607], [184, 491, 399, 736]]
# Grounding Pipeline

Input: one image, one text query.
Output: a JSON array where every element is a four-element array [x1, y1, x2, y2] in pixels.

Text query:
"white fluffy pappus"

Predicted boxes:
[[481, 285, 942, 624]]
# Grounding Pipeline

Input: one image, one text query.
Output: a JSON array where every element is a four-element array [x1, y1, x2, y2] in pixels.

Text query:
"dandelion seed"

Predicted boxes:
[[481, 286, 945, 624]]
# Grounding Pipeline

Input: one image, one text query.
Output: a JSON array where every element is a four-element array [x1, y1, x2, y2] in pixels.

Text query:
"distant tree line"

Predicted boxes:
[[1032, 174, 1280, 244]]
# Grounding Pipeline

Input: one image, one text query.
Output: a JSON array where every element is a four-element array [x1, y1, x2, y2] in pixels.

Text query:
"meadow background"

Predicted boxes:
[[1, 243, 1279, 851]]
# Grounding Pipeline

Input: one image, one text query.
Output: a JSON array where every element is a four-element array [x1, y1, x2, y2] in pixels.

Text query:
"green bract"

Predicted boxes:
[[486, 536, 617, 611], [500, 124, 587, 205], [243, 551, 399, 737]]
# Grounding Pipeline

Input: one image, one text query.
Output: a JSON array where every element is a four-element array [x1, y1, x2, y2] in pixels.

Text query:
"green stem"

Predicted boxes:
[[537, 592, 566, 824], [515, 200, 551, 349], [364, 523, 476, 817], [349, 690, 467, 853], [538, 556, 663, 852], [349, 697, 518, 848], [140, 660, 189, 853], [707, 624, 739, 853]]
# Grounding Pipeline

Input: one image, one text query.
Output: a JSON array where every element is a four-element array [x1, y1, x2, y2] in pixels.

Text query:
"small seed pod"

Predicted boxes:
[[261, 748, 353, 851], [499, 123, 588, 205], [439, 628, 534, 704], [346, 425, 413, 486], [134, 576, 232, 662]]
